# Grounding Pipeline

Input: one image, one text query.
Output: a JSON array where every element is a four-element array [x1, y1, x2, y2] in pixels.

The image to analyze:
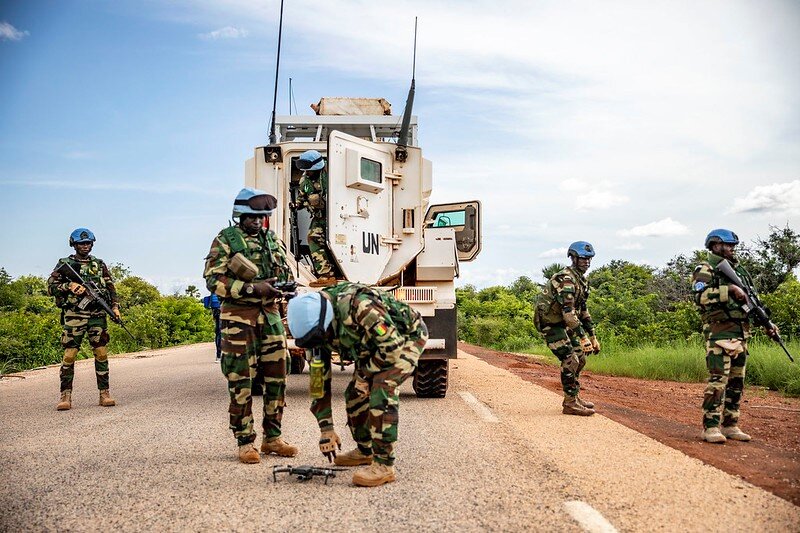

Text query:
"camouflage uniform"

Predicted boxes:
[[535, 266, 595, 398], [692, 253, 754, 429], [47, 255, 118, 392], [296, 170, 334, 277], [204, 225, 293, 446], [310, 282, 428, 466]]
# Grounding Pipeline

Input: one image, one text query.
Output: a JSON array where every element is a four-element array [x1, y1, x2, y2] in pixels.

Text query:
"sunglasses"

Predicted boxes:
[[234, 194, 277, 211]]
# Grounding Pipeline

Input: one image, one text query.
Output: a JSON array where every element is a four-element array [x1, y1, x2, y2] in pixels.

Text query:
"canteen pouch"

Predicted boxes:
[[228, 253, 259, 282]]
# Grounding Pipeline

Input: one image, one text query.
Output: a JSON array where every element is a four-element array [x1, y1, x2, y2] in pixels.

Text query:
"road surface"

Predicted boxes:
[[1, 344, 798, 531]]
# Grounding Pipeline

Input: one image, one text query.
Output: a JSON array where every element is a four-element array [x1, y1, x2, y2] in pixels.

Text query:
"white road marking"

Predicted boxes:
[[458, 391, 499, 423], [563, 501, 618, 533]]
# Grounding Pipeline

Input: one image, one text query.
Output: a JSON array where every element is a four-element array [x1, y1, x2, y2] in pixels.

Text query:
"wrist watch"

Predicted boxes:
[[244, 284, 255, 296]]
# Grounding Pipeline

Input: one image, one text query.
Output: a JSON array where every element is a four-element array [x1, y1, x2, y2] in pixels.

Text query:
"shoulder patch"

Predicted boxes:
[[693, 281, 706, 292], [373, 322, 388, 337]]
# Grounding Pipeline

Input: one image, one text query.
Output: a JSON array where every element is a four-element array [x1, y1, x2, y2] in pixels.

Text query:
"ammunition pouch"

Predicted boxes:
[[534, 299, 562, 333], [228, 253, 259, 282], [308, 193, 323, 209]]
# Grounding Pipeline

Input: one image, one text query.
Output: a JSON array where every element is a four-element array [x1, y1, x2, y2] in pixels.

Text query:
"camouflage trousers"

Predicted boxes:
[[541, 324, 586, 398], [703, 336, 748, 429], [345, 327, 427, 466], [308, 217, 334, 277], [59, 310, 110, 392], [220, 304, 288, 446]]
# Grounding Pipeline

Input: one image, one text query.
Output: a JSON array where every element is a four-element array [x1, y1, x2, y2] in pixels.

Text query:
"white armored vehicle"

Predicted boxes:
[[244, 97, 481, 397]]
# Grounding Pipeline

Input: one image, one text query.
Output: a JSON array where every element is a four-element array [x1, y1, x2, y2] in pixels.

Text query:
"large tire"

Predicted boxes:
[[290, 355, 306, 375], [412, 359, 449, 398]]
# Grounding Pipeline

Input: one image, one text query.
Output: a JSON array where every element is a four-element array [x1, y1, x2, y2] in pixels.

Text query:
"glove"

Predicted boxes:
[[112, 306, 121, 321], [250, 280, 281, 299], [590, 335, 601, 354], [729, 284, 747, 303], [580, 336, 594, 355], [319, 429, 341, 462], [68, 282, 86, 296]]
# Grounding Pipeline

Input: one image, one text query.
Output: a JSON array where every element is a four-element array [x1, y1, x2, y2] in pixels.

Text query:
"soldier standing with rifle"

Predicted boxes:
[[293, 150, 336, 284], [47, 228, 120, 410], [692, 229, 782, 444]]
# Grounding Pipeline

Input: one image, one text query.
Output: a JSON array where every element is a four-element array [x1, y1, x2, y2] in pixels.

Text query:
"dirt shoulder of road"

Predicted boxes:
[[458, 342, 800, 506]]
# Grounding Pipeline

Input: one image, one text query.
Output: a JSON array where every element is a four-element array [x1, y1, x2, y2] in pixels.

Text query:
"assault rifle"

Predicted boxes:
[[289, 178, 303, 278], [717, 259, 794, 362], [273, 280, 298, 300], [272, 465, 346, 484], [54, 262, 137, 343]]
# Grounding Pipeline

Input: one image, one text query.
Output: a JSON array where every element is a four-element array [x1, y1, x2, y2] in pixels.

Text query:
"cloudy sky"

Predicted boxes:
[[1, 0, 799, 292]]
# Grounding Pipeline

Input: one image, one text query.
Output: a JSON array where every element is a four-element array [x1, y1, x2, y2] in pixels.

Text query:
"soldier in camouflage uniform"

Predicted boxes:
[[692, 229, 779, 444], [47, 228, 119, 410], [204, 187, 298, 464], [293, 150, 336, 282], [535, 241, 600, 416], [286, 282, 428, 487]]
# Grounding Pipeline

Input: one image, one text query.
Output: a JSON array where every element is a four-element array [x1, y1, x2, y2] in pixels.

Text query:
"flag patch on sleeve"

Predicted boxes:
[[374, 323, 388, 336]]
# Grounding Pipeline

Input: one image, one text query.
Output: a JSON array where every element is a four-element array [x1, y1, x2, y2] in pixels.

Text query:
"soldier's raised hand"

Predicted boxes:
[[319, 429, 342, 462], [68, 282, 86, 296]]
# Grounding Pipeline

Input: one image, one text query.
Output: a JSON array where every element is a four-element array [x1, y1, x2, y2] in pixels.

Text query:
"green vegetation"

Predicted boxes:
[[0, 266, 214, 374], [458, 225, 800, 396]]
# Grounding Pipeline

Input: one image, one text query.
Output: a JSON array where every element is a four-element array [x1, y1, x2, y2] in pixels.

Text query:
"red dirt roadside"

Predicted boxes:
[[459, 342, 800, 506]]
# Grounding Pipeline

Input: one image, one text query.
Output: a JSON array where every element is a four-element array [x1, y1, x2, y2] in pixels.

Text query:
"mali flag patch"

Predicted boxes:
[[374, 322, 388, 336]]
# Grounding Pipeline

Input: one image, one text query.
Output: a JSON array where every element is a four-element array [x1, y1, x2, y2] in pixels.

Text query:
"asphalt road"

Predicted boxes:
[[1, 344, 798, 532]]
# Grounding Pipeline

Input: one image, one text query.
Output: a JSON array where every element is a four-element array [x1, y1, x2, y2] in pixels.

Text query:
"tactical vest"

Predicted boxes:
[[55, 255, 109, 310], [694, 260, 750, 323], [324, 283, 418, 357], [221, 226, 289, 282], [534, 267, 589, 331], [300, 170, 328, 219]]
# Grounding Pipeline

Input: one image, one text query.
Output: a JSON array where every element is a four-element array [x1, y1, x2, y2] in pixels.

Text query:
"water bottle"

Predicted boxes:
[[309, 352, 324, 399]]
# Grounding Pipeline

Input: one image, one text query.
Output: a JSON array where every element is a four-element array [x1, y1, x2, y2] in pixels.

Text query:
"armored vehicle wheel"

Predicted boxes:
[[290, 355, 306, 374], [412, 359, 449, 398]]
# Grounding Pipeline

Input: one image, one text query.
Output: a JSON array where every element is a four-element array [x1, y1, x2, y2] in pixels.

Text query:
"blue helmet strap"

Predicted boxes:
[[295, 295, 329, 349]]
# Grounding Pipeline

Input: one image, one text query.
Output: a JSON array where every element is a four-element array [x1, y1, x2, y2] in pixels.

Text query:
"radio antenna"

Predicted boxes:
[[268, 0, 285, 144], [395, 17, 417, 162]]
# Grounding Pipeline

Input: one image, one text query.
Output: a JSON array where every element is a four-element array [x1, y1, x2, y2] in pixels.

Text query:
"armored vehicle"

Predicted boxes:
[[245, 97, 481, 397]]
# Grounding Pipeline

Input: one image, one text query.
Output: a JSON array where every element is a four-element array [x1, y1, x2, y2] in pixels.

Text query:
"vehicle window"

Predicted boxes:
[[360, 158, 382, 184], [434, 210, 466, 227]]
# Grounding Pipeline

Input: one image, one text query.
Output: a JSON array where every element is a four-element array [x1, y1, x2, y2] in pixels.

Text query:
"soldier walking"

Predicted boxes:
[[286, 282, 428, 487], [692, 229, 779, 443], [534, 241, 600, 416], [293, 150, 336, 283], [47, 228, 119, 410], [204, 188, 298, 464]]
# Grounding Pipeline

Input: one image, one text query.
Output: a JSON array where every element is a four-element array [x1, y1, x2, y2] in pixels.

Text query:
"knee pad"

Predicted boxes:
[[93, 346, 109, 362], [63, 348, 79, 365]]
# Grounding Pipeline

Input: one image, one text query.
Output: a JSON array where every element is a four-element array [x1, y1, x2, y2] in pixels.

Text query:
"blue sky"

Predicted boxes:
[[1, 0, 799, 293]]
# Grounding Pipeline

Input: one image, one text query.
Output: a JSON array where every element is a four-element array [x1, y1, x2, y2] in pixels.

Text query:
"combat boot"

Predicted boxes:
[[334, 448, 373, 466], [577, 396, 595, 409], [260, 437, 298, 457], [57, 390, 72, 411], [562, 396, 595, 416], [98, 389, 116, 407], [238, 443, 261, 464], [721, 426, 751, 442], [702, 426, 727, 443], [352, 463, 396, 487]]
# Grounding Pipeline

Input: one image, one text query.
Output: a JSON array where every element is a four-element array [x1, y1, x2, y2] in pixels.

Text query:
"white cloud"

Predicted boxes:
[[558, 179, 630, 211], [618, 218, 689, 238], [538, 247, 567, 258], [0, 21, 29, 41], [615, 242, 643, 250], [199, 26, 249, 40], [727, 180, 800, 214]]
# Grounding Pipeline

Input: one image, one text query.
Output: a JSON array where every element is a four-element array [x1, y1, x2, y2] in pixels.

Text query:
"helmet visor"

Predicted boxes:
[[234, 194, 277, 212], [296, 155, 324, 171]]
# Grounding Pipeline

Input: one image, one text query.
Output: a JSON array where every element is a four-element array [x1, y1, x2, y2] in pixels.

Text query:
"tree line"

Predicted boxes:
[[458, 225, 800, 352]]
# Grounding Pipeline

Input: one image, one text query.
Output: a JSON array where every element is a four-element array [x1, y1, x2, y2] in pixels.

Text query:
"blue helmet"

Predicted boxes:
[[568, 241, 595, 259], [295, 150, 325, 172], [69, 228, 96, 246], [287, 292, 334, 343], [232, 187, 277, 219], [705, 228, 739, 250]]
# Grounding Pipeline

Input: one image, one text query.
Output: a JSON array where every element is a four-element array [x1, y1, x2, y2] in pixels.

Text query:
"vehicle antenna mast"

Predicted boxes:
[[395, 17, 417, 162], [268, 0, 285, 145]]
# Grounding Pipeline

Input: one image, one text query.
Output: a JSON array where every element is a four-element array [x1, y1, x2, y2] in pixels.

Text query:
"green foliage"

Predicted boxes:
[[0, 265, 214, 372], [761, 276, 800, 340]]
